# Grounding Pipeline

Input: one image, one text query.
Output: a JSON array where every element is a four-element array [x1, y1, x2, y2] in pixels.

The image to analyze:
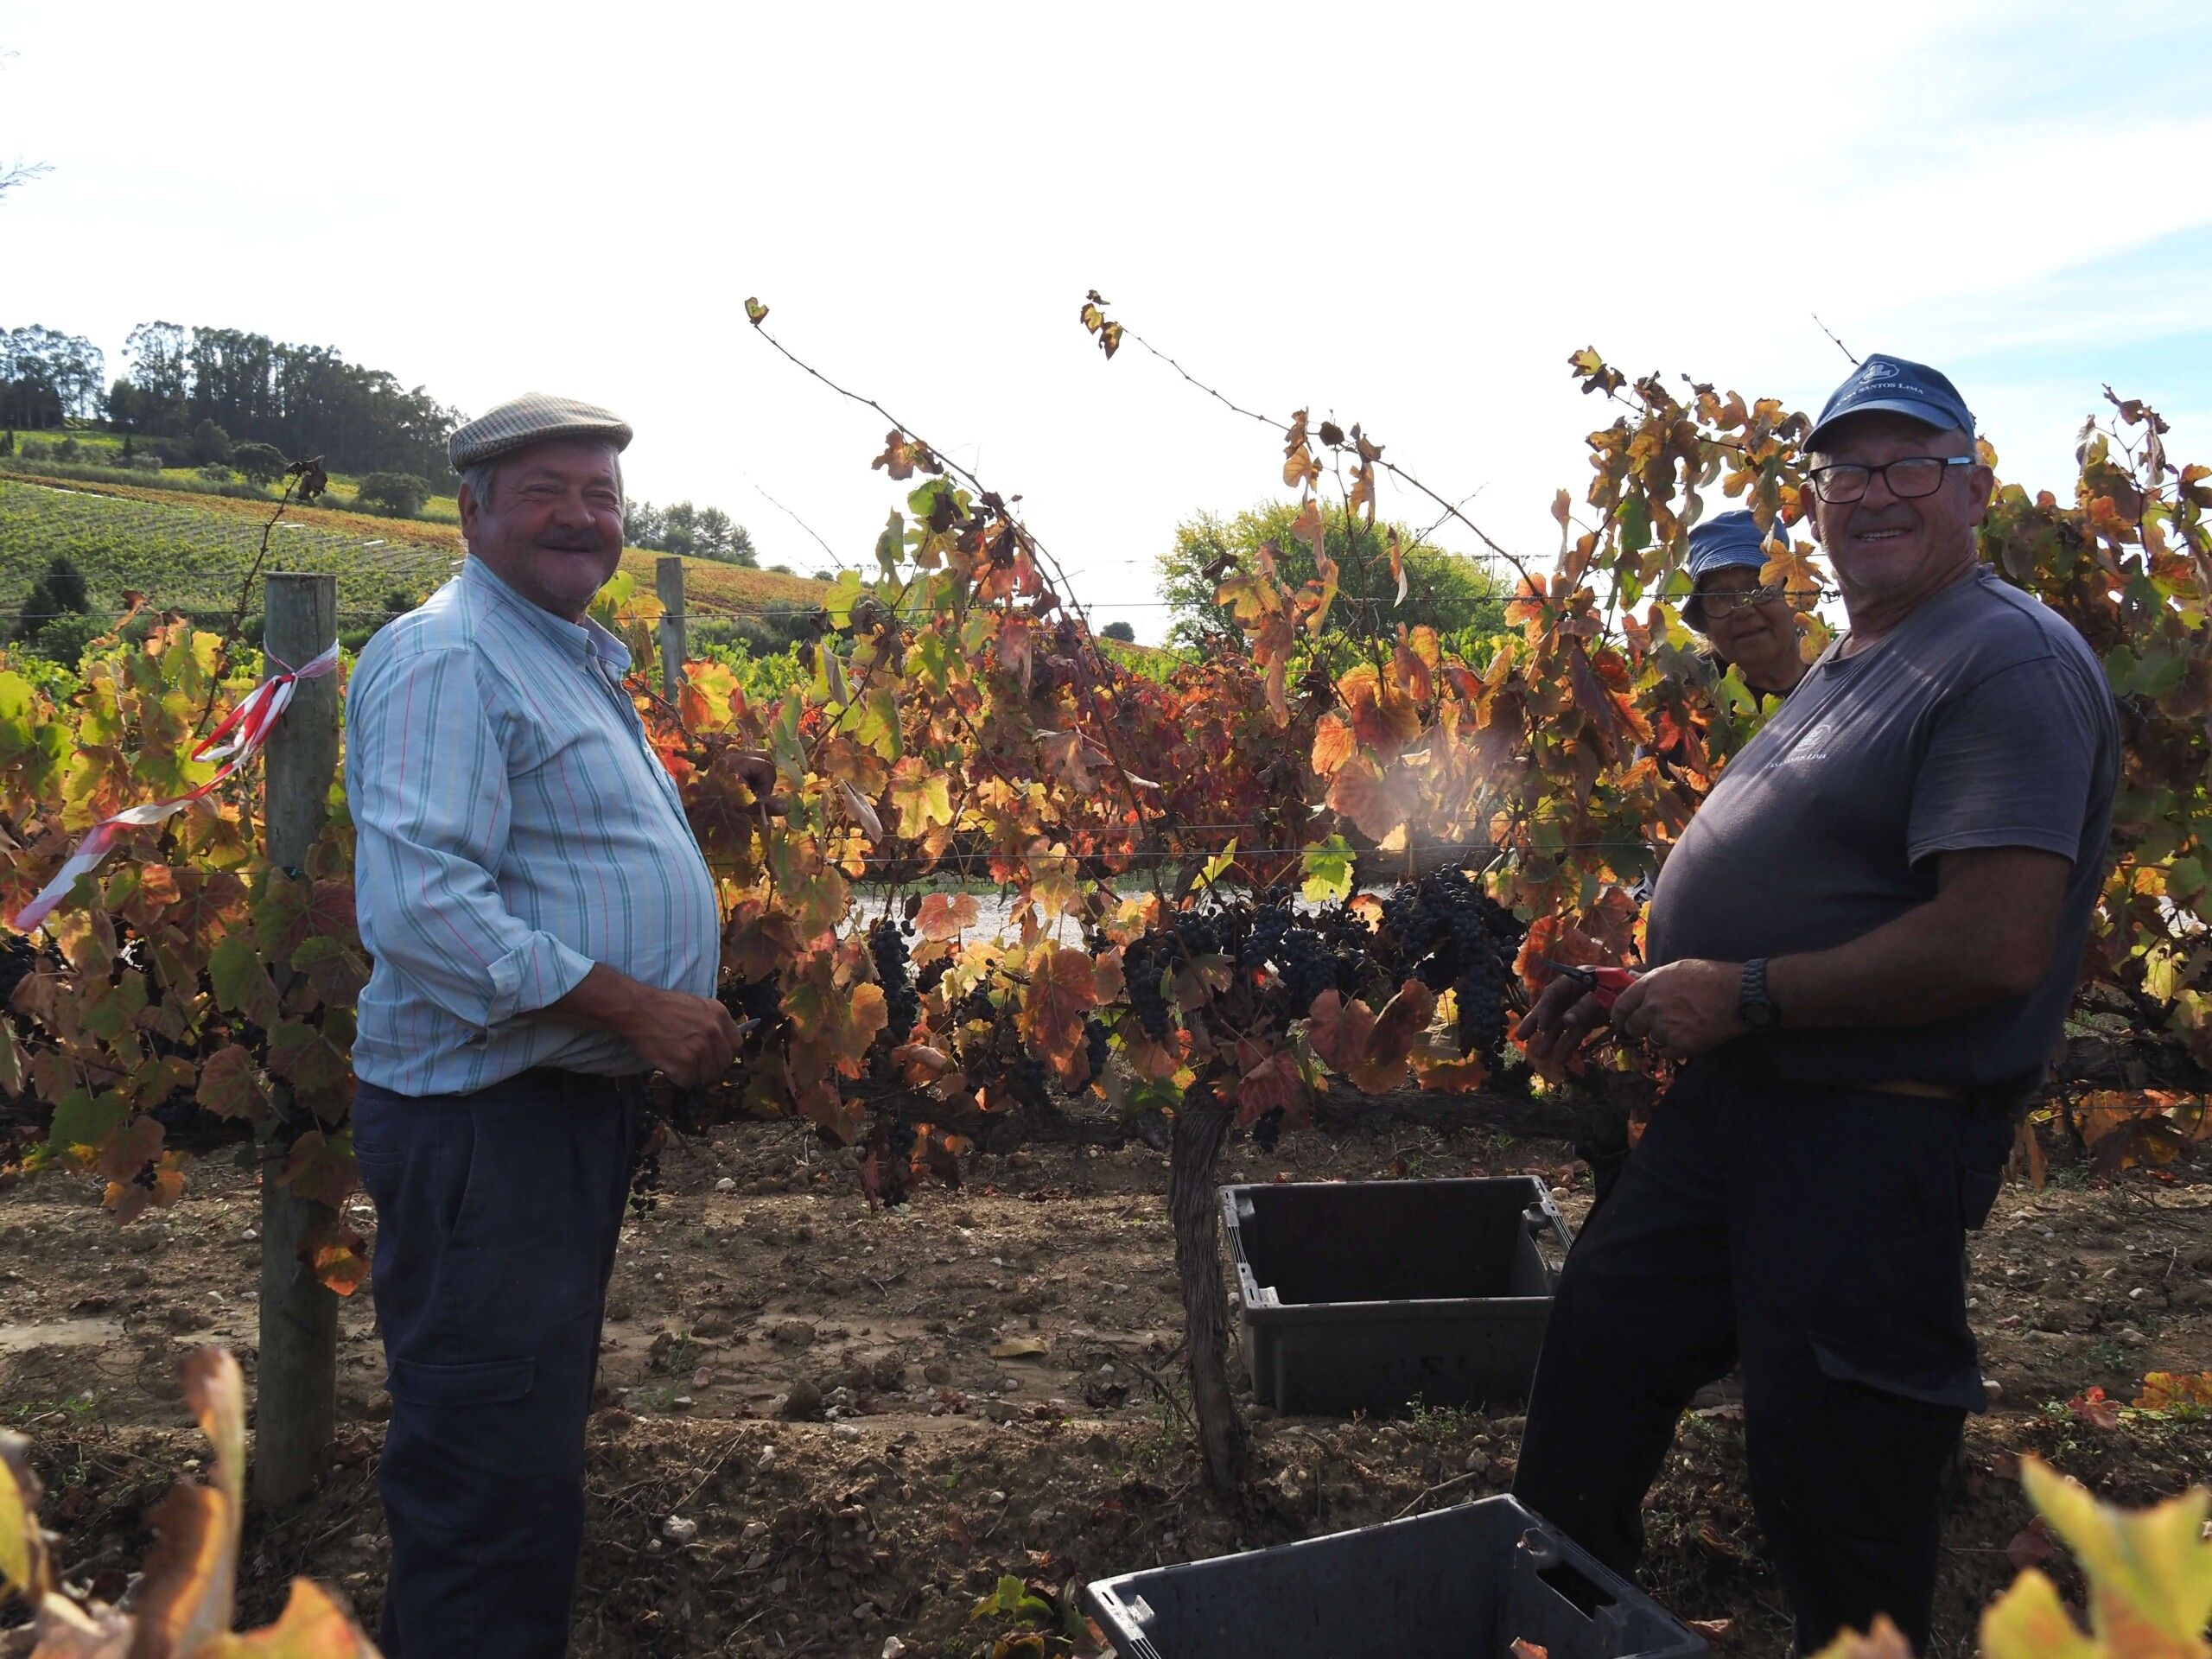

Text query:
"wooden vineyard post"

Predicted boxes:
[[657, 555, 686, 708], [253, 571, 341, 1511]]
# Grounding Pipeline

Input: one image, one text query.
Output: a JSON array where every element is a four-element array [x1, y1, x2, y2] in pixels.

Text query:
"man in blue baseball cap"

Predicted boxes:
[[1682, 510, 1810, 698], [1516, 356, 2120, 1652]]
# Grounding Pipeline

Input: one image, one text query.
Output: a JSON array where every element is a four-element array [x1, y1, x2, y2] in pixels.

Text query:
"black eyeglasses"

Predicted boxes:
[[1808, 454, 1974, 504], [1697, 582, 1821, 616]]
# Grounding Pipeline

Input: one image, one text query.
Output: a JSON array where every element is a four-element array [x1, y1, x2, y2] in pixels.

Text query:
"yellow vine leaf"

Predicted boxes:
[[1760, 533, 1826, 611], [204, 1578, 382, 1656], [1994, 1456, 2212, 1658], [0, 1427, 54, 1603], [1982, 1571, 2104, 1659], [1808, 1619, 1916, 1659], [2138, 1372, 2212, 1412]]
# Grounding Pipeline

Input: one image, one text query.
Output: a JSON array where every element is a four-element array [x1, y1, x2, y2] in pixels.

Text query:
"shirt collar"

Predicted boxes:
[[461, 555, 632, 673]]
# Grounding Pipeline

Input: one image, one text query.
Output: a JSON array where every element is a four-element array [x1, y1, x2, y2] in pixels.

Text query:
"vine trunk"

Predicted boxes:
[[1169, 1090, 1248, 1499]]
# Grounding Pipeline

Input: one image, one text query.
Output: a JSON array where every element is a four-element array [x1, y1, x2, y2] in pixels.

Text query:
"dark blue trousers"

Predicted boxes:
[[1512, 1060, 2014, 1655], [353, 1069, 645, 1659]]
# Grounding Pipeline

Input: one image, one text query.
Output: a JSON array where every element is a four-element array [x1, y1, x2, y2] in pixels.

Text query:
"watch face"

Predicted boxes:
[[1743, 1001, 1777, 1031]]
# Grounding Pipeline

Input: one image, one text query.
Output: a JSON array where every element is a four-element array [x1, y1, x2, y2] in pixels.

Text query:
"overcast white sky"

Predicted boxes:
[[4, 1, 2208, 640]]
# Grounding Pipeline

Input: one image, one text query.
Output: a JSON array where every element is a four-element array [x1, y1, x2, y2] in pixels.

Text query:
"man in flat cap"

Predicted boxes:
[[347, 395, 748, 1656], [1516, 358, 2119, 1651]]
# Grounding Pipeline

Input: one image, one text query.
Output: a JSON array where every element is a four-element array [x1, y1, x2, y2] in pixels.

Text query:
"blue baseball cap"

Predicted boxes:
[[1686, 510, 1786, 582], [1805, 354, 1975, 452]]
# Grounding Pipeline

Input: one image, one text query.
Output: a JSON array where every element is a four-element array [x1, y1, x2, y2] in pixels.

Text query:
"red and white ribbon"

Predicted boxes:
[[10, 644, 340, 932]]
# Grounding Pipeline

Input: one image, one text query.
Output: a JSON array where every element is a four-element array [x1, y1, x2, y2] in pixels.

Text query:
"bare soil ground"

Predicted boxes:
[[3, 1114, 2209, 1658]]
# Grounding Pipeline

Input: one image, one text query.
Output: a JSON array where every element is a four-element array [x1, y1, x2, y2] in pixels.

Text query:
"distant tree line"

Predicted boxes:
[[623, 499, 759, 566], [103, 321, 460, 480], [3, 326, 105, 427]]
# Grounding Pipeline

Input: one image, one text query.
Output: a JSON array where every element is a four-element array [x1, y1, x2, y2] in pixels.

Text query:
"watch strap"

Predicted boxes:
[[1740, 957, 1777, 1030]]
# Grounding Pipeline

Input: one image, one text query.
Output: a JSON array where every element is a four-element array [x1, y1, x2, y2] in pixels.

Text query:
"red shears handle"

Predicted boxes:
[[1535, 958, 1638, 1009]]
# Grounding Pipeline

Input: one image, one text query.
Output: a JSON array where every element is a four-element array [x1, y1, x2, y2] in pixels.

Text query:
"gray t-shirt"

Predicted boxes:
[[1646, 566, 2119, 1088]]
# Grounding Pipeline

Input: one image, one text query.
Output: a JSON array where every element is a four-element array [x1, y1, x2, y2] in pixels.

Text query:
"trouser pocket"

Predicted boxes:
[[387, 1356, 536, 1407], [1955, 1109, 2017, 1231]]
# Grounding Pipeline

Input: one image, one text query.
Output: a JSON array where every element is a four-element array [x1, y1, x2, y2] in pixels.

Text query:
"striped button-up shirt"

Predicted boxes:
[[346, 556, 720, 1096]]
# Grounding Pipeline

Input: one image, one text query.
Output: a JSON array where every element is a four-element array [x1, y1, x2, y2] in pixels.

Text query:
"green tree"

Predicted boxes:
[[659, 501, 699, 557], [356, 472, 430, 517], [230, 441, 288, 487], [1101, 620, 1137, 643], [28, 611, 104, 667], [14, 554, 90, 642], [105, 378, 141, 431], [190, 417, 231, 464], [1160, 501, 1506, 652], [695, 505, 753, 565]]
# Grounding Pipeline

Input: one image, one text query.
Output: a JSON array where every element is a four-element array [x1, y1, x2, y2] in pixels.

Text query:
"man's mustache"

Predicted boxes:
[[1849, 506, 1921, 534]]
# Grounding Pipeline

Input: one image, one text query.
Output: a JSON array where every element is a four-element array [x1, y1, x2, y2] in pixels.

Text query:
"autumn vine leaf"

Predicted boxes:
[[1759, 530, 1826, 612], [1980, 1456, 2212, 1659], [1077, 289, 1122, 359]]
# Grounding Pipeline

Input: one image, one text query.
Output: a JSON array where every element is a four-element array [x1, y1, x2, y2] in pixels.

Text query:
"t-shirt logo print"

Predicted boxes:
[[1775, 721, 1836, 766]]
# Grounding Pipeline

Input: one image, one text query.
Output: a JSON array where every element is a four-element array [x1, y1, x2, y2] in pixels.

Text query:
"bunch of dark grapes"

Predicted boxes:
[[1007, 1054, 1051, 1112], [0, 937, 41, 1010], [1378, 867, 1524, 1058], [1173, 911, 1225, 960], [1454, 955, 1506, 1055], [1381, 883, 1444, 964], [720, 974, 782, 1036], [916, 955, 953, 997], [1074, 1016, 1111, 1090], [1125, 909, 1246, 1039], [1274, 926, 1339, 1016], [1238, 904, 1292, 975], [868, 919, 918, 1041], [1123, 934, 1175, 1040]]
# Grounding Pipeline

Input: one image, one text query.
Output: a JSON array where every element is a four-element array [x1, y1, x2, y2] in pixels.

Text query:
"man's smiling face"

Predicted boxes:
[[1806, 411, 1993, 620], [459, 438, 626, 621]]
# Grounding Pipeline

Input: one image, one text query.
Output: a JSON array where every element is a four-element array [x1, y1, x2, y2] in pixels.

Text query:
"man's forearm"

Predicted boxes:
[[1766, 848, 2066, 1029], [533, 962, 651, 1039], [530, 963, 746, 1088], [1767, 906, 2024, 1030]]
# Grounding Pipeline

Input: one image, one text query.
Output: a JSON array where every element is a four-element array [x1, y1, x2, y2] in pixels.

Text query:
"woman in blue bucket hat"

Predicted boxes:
[[1683, 509, 1810, 696]]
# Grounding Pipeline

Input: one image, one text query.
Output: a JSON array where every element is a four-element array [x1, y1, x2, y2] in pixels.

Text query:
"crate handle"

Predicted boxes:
[[1523, 1201, 1575, 1261]]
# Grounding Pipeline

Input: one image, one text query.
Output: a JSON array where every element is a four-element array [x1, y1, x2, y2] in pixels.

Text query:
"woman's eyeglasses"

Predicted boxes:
[[1698, 582, 1823, 616]]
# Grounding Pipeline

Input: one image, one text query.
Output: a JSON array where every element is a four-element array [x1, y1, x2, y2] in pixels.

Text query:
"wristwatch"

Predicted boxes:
[[1739, 958, 1781, 1033]]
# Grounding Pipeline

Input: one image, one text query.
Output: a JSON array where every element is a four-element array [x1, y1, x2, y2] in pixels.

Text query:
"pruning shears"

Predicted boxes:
[[1535, 958, 1638, 1010]]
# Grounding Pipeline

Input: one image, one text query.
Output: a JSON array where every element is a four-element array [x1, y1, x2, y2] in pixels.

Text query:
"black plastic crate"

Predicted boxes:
[[1084, 1493, 1705, 1659], [1221, 1177, 1572, 1415]]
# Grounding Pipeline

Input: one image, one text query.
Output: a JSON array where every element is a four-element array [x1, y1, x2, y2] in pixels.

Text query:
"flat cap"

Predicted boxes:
[[448, 392, 633, 472]]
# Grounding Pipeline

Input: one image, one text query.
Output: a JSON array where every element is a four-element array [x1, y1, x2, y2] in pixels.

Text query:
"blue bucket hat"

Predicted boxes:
[[1684, 511, 1788, 630], [1805, 354, 1975, 453], [1687, 510, 1789, 582]]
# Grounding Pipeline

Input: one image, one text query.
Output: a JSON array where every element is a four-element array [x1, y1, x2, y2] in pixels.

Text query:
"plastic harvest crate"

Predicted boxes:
[[1084, 1493, 1706, 1659], [1221, 1176, 1573, 1415]]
